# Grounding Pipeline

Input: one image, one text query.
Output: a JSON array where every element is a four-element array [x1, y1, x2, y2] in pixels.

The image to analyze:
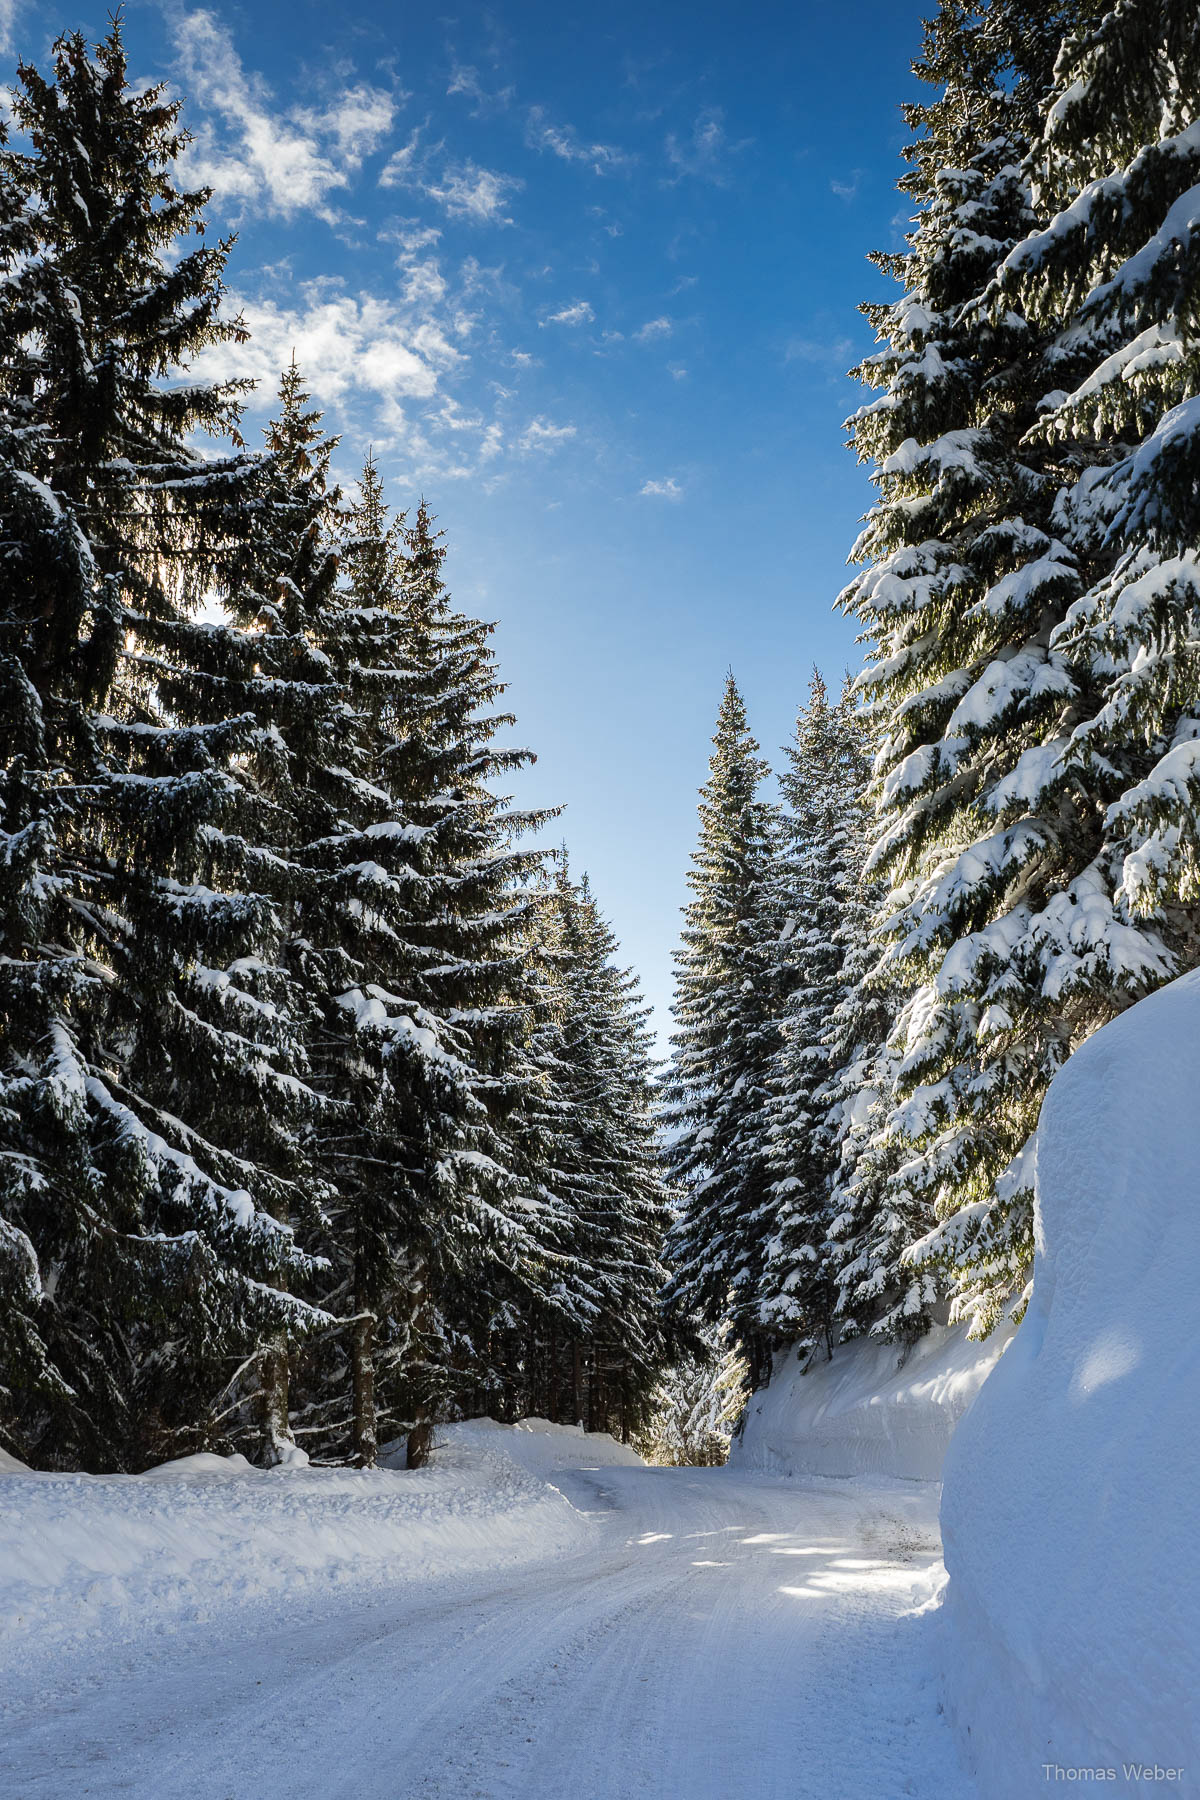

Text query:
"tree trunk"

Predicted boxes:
[[352, 1302, 377, 1468], [403, 1262, 433, 1469], [548, 1321, 560, 1425], [572, 1340, 583, 1428], [588, 1347, 602, 1435], [406, 1417, 433, 1469], [261, 1335, 292, 1466]]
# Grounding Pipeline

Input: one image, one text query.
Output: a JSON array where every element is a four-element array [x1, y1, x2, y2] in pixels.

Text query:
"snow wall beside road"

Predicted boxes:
[[732, 1316, 1014, 1483], [940, 968, 1200, 1794]]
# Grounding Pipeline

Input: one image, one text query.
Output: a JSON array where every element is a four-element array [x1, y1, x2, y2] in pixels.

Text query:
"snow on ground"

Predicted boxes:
[[0, 1419, 624, 1660], [0, 1418, 974, 1799], [941, 968, 1200, 1795], [734, 1317, 1015, 1481]]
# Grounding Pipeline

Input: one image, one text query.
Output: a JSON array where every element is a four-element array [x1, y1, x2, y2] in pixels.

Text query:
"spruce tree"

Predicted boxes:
[[988, 1, 1200, 957], [662, 676, 782, 1384], [544, 866, 670, 1433], [270, 472, 558, 1464], [758, 673, 878, 1357], [851, 0, 1200, 1337], [840, 0, 1109, 1336], [0, 27, 323, 1467]]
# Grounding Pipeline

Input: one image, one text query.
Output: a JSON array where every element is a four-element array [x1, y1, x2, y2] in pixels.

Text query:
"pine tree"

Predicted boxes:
[[636, 1323, 748, 1467], [758, 673, 880, 1357], [839, 0, 1117, 1336], [0, 27, 324, 1467], [544, 866, 670, 1434], [850, 0, 1200, 1337], [273, 476, 559, 1465], [662, 675, 782, 1384], [986, 2, 1200, 972]]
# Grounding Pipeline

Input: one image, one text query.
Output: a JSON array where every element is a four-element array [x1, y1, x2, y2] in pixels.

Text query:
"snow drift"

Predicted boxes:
[[733, 1318, 1014, 1482], [941, 968, 1200, 1793], [0, 1419, 638, 1661]]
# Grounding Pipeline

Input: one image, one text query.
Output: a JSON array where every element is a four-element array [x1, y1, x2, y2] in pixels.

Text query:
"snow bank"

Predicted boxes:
[[0, 1419, 636, 1662], [733, 1319, 1014, 1482], [941, 969, 1200, 1794]]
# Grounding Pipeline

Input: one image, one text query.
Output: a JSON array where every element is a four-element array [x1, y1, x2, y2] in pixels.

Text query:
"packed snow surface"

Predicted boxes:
[[0, 1417, 974, 1798], [734, 1317, 1014, 1482], [941, 968, 1200, 1795]]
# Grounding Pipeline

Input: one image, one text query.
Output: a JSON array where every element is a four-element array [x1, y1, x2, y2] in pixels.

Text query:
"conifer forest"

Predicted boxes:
[[2, 5, 1199, 1795]]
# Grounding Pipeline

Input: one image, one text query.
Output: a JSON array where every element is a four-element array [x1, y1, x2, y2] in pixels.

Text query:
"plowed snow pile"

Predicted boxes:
[[0, 1419, 637, 1657], [734, 1318, 1014, 1482], [941, 968, 1200, 1793]]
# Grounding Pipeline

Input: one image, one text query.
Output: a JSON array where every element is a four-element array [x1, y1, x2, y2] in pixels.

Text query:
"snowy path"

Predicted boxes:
[[1, 1457, 973, 1800]]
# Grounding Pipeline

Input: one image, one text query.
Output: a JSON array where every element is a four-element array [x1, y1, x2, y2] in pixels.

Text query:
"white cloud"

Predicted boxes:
[[830, 171, 864, 201], [381, 220, 443, 257], [634, 316, 672, 344], [640, 477, 683, 499], [197, 285, 459, 413], [524, 106, 630, 173], [509, 349, 537, 367], [540, 299, 594, 328], [667, 363, 688, 381], [447, 63, 514, 116], [381, 143, 522, 226], [665, 106, 748, 186], [427, 162, 521, 224], [518, 417, 577, 453], [172, 11, 397, 224], [295, 83, 397, 162], [0, 0, 19, 56]]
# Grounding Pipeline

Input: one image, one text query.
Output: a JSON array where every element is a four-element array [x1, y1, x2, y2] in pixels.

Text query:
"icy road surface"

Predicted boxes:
[[1, 1443, 973, 1799]]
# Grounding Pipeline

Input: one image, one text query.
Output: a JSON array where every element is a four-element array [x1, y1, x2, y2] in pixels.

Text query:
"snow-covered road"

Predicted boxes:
[[1, 1448, 974, 1799]]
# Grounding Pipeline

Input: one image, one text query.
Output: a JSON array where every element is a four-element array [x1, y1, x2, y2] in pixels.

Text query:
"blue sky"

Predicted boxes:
[[3, 0, 924, 1043]]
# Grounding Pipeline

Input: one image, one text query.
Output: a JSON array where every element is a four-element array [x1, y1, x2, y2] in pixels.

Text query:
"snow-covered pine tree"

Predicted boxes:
[[758, 672, 878, 1358], [0, 27, 325, 1467], [840, 0, 1114, 1337], [635, 1322, 748, 1467], [984, 2, 1200, 1018], [286, 483, 557, 1465], [0, 116, 89, 1437], [662, 676, 782, 1385], [543, 866, 670, 1435], [822, 754, 938, 1346]]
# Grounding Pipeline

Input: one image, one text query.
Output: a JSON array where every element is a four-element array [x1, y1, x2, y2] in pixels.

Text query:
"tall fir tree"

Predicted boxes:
[[848, 0, 1200, 1337], [839, 0, 1120, 1336], [662, 676, 782, 1384], [757, 673, 886, 1358], [541, 865, 670, 1433], [0, 28, 324, 1468]]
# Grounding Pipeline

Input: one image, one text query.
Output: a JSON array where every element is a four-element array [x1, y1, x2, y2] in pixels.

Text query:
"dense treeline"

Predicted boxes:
[[666, 0, 1200, 1374], [0, 26, 669, 1472]]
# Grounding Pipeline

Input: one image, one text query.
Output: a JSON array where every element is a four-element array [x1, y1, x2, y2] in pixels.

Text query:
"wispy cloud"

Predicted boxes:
[[446, 61, 514, 116], [524, 106, 631, 173], [518, 417, 577, 453], [426, 161, 522, 224], [380, 137, 522, 226], [664, 106, 748, 186], [830, 170, 865, 202], [540, 299, 595, 328], [0, 0, 19, 56], [173, 11, 396, 224], [634, 316, 672, 344], [784, 335, 854, 368], [640, 476, 683, 499]]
